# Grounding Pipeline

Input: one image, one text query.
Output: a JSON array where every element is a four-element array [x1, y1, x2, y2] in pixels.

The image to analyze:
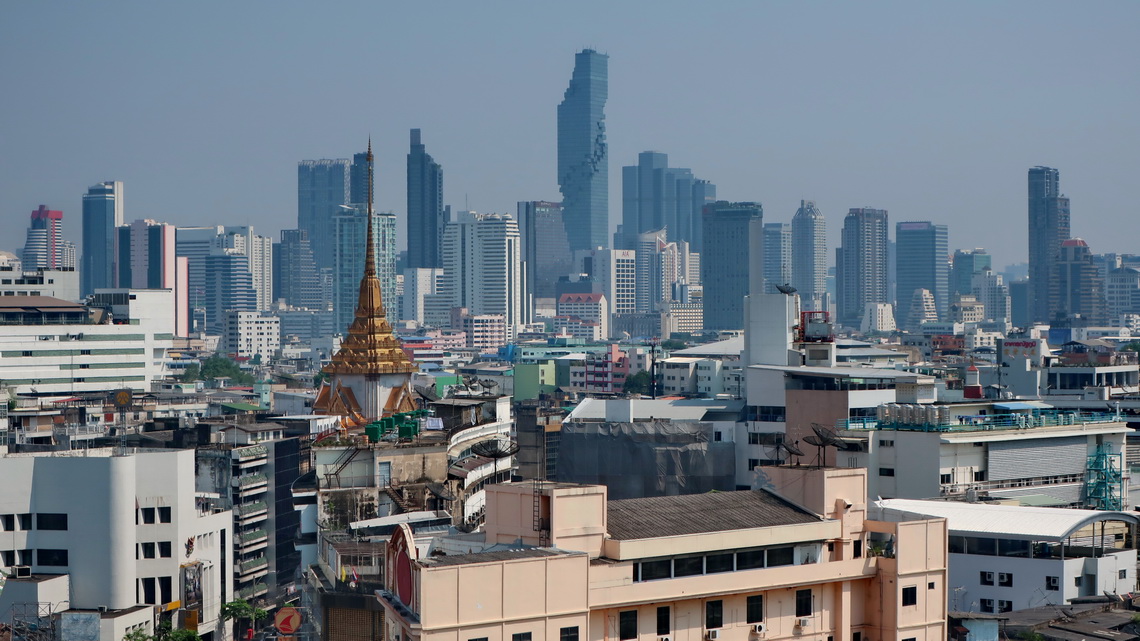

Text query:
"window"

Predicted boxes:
[[657, 607, 671, 635], [470, 638, 489, 641], [737, 549, 765, 570], [513, 634, 532, 641], [878, 439, 894, 447], [705, 600, 723, 629], [36, 549, 68, 566], [674, 556, 703, 577], [767, 547, 794, 567], [980, 571, 994, 586], [619, 611, 638, 640], [1046, 576, 1059, 591], [980, 599, 994, 613], [640, 559, 671, 581], [902, 586, 917, 606], [997, 601, 1013, 613], [928, 582, 936, 590], [853, 633, 862, 641], [141, 507, 156, 524], [0, 514, 13, 531], [142, 542, 156, 558], [18, 549, 31, 565], [36, 513, 68, 530], [17, 514, 32, 529], [879, 468, 895, 477], [1121, 569, 1129, 580], [560, 628, 579, 641], [998, 572, 1013, 587], [853, 540, 863, 558], [748, 433, 760, 445], [940, 474, 952, 484], [159, 541, 172, 558], [159, 576, 173, 604], [746, 595, 764, 623], [795, 589, 812, 617], [142, 577, 156, 605], [714, 432, 722, 442], [1075, 576, 1082, 587], [974, 470, 986, 482], [158, 507, 172, 523], [705, 553, 733, 574], [748, 458, 760, 470]]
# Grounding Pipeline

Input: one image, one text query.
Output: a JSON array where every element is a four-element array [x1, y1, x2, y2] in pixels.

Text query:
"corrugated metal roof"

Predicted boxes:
[[607, 490, 822, 540], [876, 498, 1140, 541]]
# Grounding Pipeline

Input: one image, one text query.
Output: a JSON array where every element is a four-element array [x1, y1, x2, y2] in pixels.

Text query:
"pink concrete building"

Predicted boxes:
[[378, 467, 947, 641]]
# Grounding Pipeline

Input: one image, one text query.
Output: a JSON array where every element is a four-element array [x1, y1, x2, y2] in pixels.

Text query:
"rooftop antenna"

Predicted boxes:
[[781, 440, 805, 466]]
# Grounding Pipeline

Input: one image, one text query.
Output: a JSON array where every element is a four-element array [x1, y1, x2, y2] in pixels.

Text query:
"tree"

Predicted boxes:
[[179, 363, 201, 383], [1124, 341, 1140, 352], [199, 355, 255, 386], [623, 370, 653, 395], [661, 338, 687, 351], [220, 599, 268, 637]]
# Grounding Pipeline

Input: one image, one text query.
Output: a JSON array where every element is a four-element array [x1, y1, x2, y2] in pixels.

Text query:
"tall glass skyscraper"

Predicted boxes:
[[791, 200, 827, 309], [620, 151, 715, 252], [701, 201, 763, 330], [894, 221, 949, 330], [558, 49, 609, 252], [333, 206, 397, 331], [836, 208, 889, 329], [763, 222, 792, 294], [298, 158, 350, 272], [1028, 166, 1071, 323], [81, 181, 124, 297], [407, 129, 445, 269]]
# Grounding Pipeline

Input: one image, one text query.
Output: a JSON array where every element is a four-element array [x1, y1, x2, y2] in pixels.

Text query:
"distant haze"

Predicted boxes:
[[2, 1, 1137, 269]]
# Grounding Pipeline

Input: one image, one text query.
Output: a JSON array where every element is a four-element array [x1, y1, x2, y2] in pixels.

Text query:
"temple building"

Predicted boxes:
[[314, 140, 418, 423]]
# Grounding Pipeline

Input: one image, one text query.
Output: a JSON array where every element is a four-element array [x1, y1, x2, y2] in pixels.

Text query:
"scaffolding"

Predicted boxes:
[[1085, 443, 1124, 511], [10, 602, 56, 641]]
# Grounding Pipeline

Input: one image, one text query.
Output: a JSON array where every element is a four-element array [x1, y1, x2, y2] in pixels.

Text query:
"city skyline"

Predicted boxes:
[[3, 3, 1139, 270]]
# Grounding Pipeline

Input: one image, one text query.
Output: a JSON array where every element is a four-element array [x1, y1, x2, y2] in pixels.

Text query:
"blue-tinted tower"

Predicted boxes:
[[558, 49, 609, 252]]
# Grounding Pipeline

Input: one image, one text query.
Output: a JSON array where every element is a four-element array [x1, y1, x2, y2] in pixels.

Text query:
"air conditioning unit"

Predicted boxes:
[[752, 623, 767, 634], [983, 571, 994, 583], [796, 618, 811, 628], [706, 630, 720, 641], [12, 566, 31, 578], [659, 636, 672, 641]]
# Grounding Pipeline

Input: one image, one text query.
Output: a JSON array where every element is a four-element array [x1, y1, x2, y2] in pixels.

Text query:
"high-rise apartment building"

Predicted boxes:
[[350, 150, 372, 206], [517, 201, 573, 300], [971, 269, 1012, 323], [274, 229, 323, 310], [576, 248, 637, 319], [407, 129, 446, 269], [81, 181, 124, 296], [791, 200, 826, 308], [895, 221, 949, 330], [116, 219, 190, 337], [951, 249, 992, 298], [332, 206, 397, 332], [22, 205, 74, 270], [558, 49, 609, 252], [763, 222, 792, 294], [176, 225, 271, 332], [1054, 239, 1106, 325], [201, 252, 256, 333], [438, 212, 523, 340], [1028, 166, 1071, 323], [298, 158, 350, 272], [620, 151, 715, 252], [836, 208, 889, 329], [702, 201, 763, 330]]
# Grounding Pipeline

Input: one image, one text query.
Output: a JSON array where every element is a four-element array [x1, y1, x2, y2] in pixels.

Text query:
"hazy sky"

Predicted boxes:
[[3, 1, 1138, 270]]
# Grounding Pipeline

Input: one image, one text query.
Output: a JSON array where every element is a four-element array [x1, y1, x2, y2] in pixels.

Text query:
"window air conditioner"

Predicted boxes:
[[796, 618, 811, 628], [752, 623, 767, 634], [659, 637, 672, 641], [706, 630, 720, 641]]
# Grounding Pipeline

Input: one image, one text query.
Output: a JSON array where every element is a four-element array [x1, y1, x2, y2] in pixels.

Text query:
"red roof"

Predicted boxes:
[[1061, 238, 1088, 247], [559, 292, 604, 303]]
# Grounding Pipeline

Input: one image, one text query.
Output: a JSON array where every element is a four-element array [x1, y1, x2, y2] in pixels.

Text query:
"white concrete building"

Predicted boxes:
[[0, 291, 175, 396], [439, 213, 523, 339], [223, 310, 281, 360], [860, 302, 896, 333], [0, 447, 232, 641], [877, 498, 1139, 613], [401, 267, 443, 324], [0, 267, 80, 301], [576, 248, 636, 317]]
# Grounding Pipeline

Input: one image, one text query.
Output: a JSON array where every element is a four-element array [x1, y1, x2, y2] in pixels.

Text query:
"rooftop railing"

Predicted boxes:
[[838, 410, 1122, 433]]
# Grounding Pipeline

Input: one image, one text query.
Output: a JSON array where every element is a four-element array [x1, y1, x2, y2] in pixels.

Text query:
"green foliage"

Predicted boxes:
[[220, 599, 268, 623], [1017, 631, 1045, 641], [179, 363, 201, 383], [313, 371, 329, 388], [623, 370, 653, 395], [200, 355, 255, 386], [165, 630, 203, 641], [1124, 341, 1140, 352], [661, 339, 687, 351], [123, 629, 153, 641]]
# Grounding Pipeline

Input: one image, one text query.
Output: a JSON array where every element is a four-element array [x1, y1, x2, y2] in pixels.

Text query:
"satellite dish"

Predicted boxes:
[[783, 440, 805, 457], [414, 384, 441, 402], [776, 283, 798, 295], [470, 439, 520, 459], [803, 434, 825, 447], [811, 423, 842, 446]]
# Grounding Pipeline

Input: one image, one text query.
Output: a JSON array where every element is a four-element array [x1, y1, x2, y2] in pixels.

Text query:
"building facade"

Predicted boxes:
[[791, 200, 826, 309], [895, 222, 948, 330], [836, 208, 889, 329], [518, 201, 573, 301], [440, 213, 524, 340], [1028, 167, 1071, 323], [22, 205, 74, 270], [274, 228, 324, 310], [763, 222, 792, 295], [298, 158, 351, 272], [1054, 238, 1106, 325], [407, 129, 446, 269], [620, 151, 714, 252], [117, 219, 190, 337], [333, 206, 397, 332], [558, 49, 609, 252], [702, 202, 763, 330], [81, 181, 124, 297]]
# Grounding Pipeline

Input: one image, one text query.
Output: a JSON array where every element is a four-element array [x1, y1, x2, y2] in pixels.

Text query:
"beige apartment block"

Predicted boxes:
[[377, 467, 947, 641]]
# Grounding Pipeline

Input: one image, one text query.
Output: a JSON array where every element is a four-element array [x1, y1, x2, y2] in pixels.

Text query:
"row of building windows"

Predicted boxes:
[[138, 507, 173, 524], [0, 548, 68, 566], [0, 513, 67, 531], [632, 545, 821, 582], [138, 541, 173, 559]]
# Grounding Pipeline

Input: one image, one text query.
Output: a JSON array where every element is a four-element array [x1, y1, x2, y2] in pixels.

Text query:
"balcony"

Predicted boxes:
[[234, 473, 269, 495], [237, 582, 268, 600], [238, 556, 269, 577], [234, 501, 268, 523], [238, 528, 269, 552], [233, 445, 267, 461]]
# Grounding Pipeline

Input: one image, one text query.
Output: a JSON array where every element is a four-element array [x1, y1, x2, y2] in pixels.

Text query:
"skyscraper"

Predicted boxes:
[[791, 200, 827, 309], [951, 249, 992, 298], [332, 206, 397, 332], [22, 205, 74, 270], [274, 229, 323, 310], [763, 222, 792, 294], [620, 151, 715, 251], [1028, 166, 1071, 323], [116, 219, 190, 337], [349, 150, 372, 206], [836, 208, 889, 329], [558, 49, 609, 252], [894, 221, 949, 330], [81, 181, 124, 296], [298, 158, 350, 272], [517, 201, 572, 301], [407, 129, 446, 269], [1054, 238, 1106, 325], [438, 212, 524, 340], [701, 201, 763, 330]]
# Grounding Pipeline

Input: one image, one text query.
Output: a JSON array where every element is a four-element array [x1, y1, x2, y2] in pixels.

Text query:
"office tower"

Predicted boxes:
[[219, 226, 273, 311], [701, 201, 763, 330], [332, 206, 397, 332], [176, 225, 272, 332], [1054, 239, 1106, 325], [895, 221, 949, 330], [972, 269, 1012, 323], [117, 219, 190, 337], [791, 200, 827, 308], [439, 212, 524, 339], [1009, 279, 1031, 329], [558, 49, 609, 252], [836, 208, 889, 329], [298, 158, 351, 272], [1028, 166, 1071, 322], [350, 150, 372, 206], [81, 181, 124, 296], [575, 248, 637, 320], [517, 201, 573, 300], [620, 151, 715, 251], [407, 129, 446, 269], [634, 228, 668, 313], [763, 222, 792, 294], [201, 251, 256, 333], [904, 289, 937, 332], [275, 229, 323, 310], [402, 267, 444, 324], [1106, 267, 1140, 323], [22, 205, 74, 270], [951, 249, 992, 298]]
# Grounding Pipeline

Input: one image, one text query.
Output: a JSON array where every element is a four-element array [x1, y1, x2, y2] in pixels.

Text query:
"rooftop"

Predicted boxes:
[[607, 490, 822, 540], [419, 547, 575, 567], [876, 498, 1140, 542]]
